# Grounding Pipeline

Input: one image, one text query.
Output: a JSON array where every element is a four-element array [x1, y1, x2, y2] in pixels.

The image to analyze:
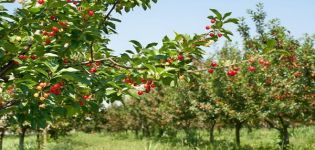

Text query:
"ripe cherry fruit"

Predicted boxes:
[[137, 91, 144, 96], [37, 0, 44, 4], [211, 61, 218, 67], [89, 67, 97, 73], [227, 70, 237, 76], [205, 25, 211, 30], [209, 33, 215, 37], [51, 26, 59, 33], [83, 95, 91, 100], [208, 69, 214, 74], [88, 10, 94, 16], [211, 18, 216, 23], [18, 55, 28, 60], [178, 54, 184, 61], [217, 33, 223, 38], [50, 16, 56, 21], [248, 66, 256, 72]]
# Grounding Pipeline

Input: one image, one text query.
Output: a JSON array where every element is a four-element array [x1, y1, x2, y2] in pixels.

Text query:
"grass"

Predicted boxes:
[[2, 126, 315, 150]]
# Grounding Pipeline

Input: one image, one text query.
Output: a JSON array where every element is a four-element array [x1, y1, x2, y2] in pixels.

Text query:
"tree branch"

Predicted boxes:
[[104, 0, 120, 21], [0, 44, 33, 81]]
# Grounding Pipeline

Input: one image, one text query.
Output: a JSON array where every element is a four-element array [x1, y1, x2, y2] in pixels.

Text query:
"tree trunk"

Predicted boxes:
[[279, 127, 289, 150], [278, 116, 290, 150], [36, 129, 46, 150], [209, 120, 216, 144], [235, 121, 242, 146], [0, 127, 5, 150], [19, 127, 27, 150]]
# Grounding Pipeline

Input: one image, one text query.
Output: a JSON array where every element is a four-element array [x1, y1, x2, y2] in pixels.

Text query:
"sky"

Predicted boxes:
[[3, 0, 315, 55]]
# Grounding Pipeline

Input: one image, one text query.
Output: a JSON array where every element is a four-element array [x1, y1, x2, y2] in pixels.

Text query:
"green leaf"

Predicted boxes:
[[145, 42, 158, 49], [210, 9, 222, 20], [57, 67, 80, 74], [44, 53, 59, 57], [223, 12, 232, 20], [224, 18, 239, 24], [106, 88, 116, 96]]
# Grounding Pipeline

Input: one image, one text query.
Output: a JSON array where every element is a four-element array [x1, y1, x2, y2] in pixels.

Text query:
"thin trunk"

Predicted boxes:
[[209, 120, 216, 144], [279, 127, 289, 150], [278, 116, 290, 150], [0, 128, 5, 150], [235, 121, 242, 146], [36, 129, 42, 150], [19, 127, 27, 150]]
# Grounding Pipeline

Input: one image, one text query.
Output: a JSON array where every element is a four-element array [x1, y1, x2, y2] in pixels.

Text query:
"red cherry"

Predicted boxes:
[[259, 58, 265, 65], [95, 61, 102, 66], [52, 83, 62, 89], [50, 16, 56, 21], [151, 84, 156, 88], [42, 30, 48, 36], [178, 54, 184, 61], [79, 101, 84, 107], [45, 38, 51, 45], [144, 84, 150, 90], [85, 63, 92, 67], [248, 66, 256, 72], [209, 33, 215, 37], [145, 87, 151, 93], [83, 95, 91, 100], [205, 25, 211, 30], [211, 61, 218, 67], [63, 58, 69, 64], [18, 55, 28, 60], [227, 70, 237, 76], [48, 31, 55, 37], [218, 33, 223, 38], [30, 55, 37, 60], [37, 0, 45, 4], [73, 1, 78, 5], [211, 18, 216, 23], [141, 78, 146, 84], [67, 0, 71, 2], [89, 67, 97, 73], [58, 21, 67, 27], [137, 91, 144, 96], [208, 69, 214, 74], [50, 87, 61, 95], [147, 80, 153, 85], [88, 10, 94, 16], [51, 26, 59, 33]]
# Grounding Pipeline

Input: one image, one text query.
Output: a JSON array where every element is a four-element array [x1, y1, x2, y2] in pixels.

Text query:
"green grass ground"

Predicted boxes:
[[3, 126, 315, 150]]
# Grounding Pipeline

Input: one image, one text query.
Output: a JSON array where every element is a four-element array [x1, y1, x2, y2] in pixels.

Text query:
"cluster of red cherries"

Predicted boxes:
[[123, 77, 156, 96], [49, 82, 64, 95], [205, 18, 223, 38], [206, 57, 272, 77], [85, 61, 102, 74], [207, 61, 239, 77]]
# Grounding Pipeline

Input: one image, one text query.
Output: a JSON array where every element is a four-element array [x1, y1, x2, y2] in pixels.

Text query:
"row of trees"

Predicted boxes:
[[84, 4, 314, 150]]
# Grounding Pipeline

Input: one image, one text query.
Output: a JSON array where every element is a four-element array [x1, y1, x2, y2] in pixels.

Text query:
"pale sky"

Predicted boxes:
[[3, 1, 315, 55]]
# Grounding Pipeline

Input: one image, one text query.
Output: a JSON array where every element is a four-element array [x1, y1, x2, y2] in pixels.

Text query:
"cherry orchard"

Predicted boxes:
[[0, 0, 238, 133]]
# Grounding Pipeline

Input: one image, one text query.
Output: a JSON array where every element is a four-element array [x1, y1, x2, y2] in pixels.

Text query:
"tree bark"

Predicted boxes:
[[209, 120, 216, 144], [19, 127, 27, 150], [278, 116, 290, 150], [235, 121, 242, 146], [279, 127, 289, 150], [0, 127, 5, 150], [36, 129, 43, 150]]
